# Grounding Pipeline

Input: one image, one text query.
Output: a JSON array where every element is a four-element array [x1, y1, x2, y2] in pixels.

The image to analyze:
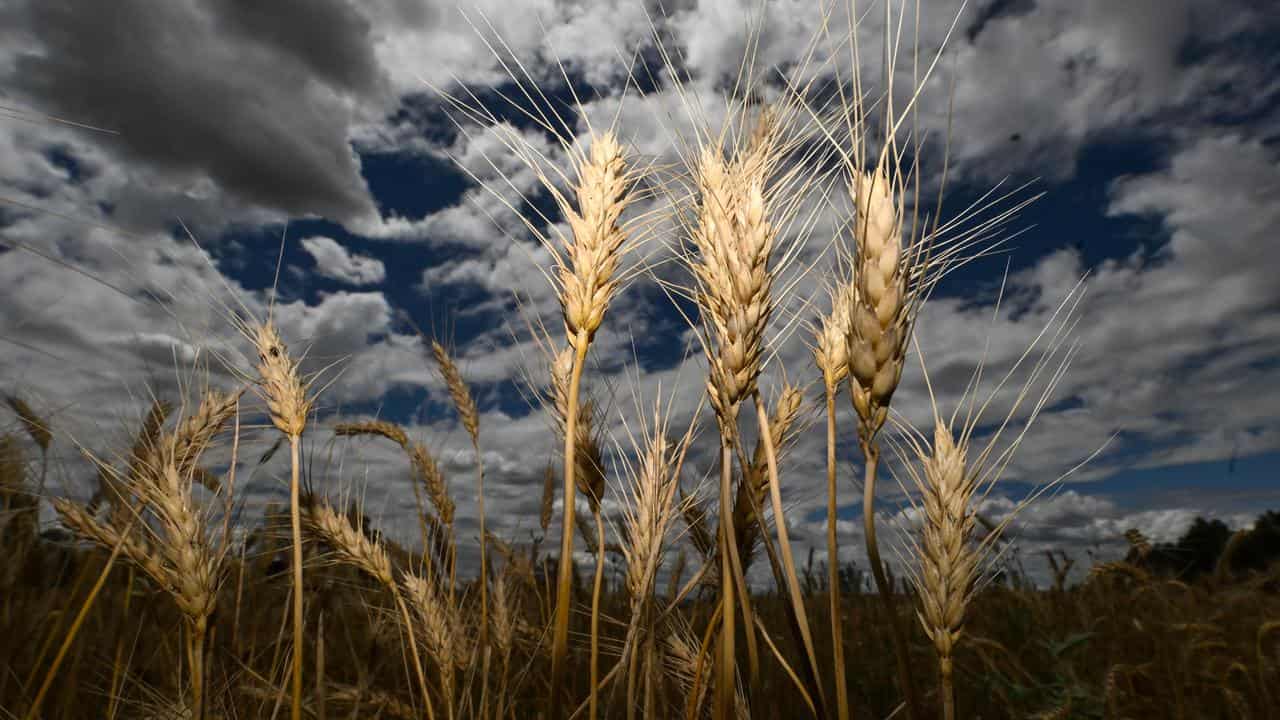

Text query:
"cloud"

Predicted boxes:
[[937, 0, 1276, 179], [3, 0, 1279, 586], [353, 120, 560, 244], [4, 0, 383, 228], [201, 0, 385, 96], [300, 235, 386, 285]]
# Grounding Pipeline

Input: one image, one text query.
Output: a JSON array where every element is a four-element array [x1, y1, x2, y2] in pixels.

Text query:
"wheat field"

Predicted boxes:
[[1, 1, 1278, 719]]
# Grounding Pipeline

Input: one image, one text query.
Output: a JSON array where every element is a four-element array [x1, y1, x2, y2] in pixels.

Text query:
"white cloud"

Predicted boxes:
[[300, 235, 386, 285], [4, 0, 1279, 585]]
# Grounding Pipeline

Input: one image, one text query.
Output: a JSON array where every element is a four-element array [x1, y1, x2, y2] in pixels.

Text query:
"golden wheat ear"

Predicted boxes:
[[237, 319, 312, 720], [52, 385, 239, 720], [427, 18, 672, 714], [427, 336, 497, 718], [608, 386, 700, 718], [890, 279, 1090, 720]]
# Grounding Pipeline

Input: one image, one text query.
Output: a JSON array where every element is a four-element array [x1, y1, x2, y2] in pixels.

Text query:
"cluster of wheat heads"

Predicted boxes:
[[414, 1, 1081, 719], [51, 385, 241, 720], [6, 2, 1118, 719]]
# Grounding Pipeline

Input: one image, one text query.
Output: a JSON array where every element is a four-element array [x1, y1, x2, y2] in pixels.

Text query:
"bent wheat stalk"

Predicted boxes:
[[429, 339, 491, 718], [334, 419, 454, 583], [305, 501, 435, 720]]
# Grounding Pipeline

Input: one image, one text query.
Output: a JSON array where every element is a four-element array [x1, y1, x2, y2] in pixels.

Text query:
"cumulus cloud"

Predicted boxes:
[[300, 235, 386, 285], [936, 0, 1277, 179]]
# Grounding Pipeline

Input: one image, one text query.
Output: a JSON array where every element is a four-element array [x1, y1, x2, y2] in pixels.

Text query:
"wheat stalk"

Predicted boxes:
[[428, 338, 493, 716], [334, 420, 455, 573], [54, 389, 238, 720], [839, 143, 927, 720], [812, 0, 1041, 709], [548, 339, 612, 720], [550, 352, 609, 720], [914, 421, 972, 720], [248, 321, 311, 720], [540, 462, 556, 536], [814, 276, 857, 720], [536, 133, 639, 717], [5, 396, 51, 453], [305, 501, 436, 720], [681, 101, 830, 715], [686, 140, 772, 715], [894, 279, 1086, 720], [616, 395, 698, 720], [431, 65, 650, 714]]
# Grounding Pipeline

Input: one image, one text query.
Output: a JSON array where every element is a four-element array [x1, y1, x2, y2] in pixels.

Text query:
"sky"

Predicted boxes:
[[1, 0, 1278, 587]]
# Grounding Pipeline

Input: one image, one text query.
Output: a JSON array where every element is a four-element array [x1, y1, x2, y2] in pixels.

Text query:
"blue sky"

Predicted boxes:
[[2, 0, 1278, 583]]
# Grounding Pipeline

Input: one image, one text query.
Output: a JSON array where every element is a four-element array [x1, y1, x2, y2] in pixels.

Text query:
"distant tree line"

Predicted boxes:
[[1126, 510, 1280, 581]]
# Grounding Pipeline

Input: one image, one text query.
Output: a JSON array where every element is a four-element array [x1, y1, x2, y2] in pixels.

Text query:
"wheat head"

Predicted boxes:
[[335, 420, 455, 527], [556, 132, 633, 350], [689, 145, 777, 427], [306, 501, 395, 588], [401, 571, 460, 679], [251, 322, 310, 439], [430, 340, 480, 447], [814, 279, 856, 387], [846, 164, 908, 438], [914, 420, 976, 678]]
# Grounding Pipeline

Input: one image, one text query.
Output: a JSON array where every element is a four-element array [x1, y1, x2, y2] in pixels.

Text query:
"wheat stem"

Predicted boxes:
[[106, 563, 134, 720], [589, 508, 605, 720], [189, 616, 208, 720], [860, 440, 920, 720], [550, 330, 589, 718], [825, 383, 850, 720], [715, 442, 735, 720], [755, 392, 825, 715], [476, 450, 492, 720], [625, 619, 641, 720], [288, 434, 305, 720], [433, 338, 489, 720], [315, 609, 326, 720], [940, 658, 955, 720]]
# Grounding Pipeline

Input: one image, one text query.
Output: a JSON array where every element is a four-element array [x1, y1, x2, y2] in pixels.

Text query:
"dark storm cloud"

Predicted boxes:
[[201, 0, 385, 96], [6, 0, 380, 225]]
